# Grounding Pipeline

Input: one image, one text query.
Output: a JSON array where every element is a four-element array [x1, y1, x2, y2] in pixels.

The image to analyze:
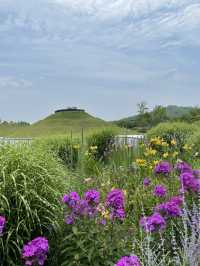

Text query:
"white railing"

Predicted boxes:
[[0, 137, 33, 145], [115, 134, 145, 147]]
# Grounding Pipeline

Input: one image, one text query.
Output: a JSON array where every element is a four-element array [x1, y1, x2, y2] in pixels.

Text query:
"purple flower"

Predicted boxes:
[[180, 172, 200, 193], [63, 190, 101, 224], [154, 161, 172, 175], [65, 214, 75, 225], [193, 169, 200, 178], [62, 194, 69, 204], [0, 216, 6, 236], [84, 189, 100, 205], [100, 219, 107, 226], [115, 255, 141, 266], [111, 208, 125, 220], [175, 162, 192, 174], [143, 178, 151, 187], [62, 192, 80, 208], [140, 213, 166, 232], [153, 185, 167, 197], [105, 189, 124, 209], [155, 196, 183, 218], [170, 196, 183, 206], [105, 189, 125, 221], [22, 237, 48, 266]]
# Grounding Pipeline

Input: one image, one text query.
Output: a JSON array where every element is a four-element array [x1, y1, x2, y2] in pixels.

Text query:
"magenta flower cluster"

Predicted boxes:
[[153, 185, 167, 197], [140, 212, 166, 233], [105, 189, 125, 221], [62, 190, 100, 224], [0, 216, 6, 236], [175, 161, 192, 174], [62, 189, 126, 224], [180, 172, 200, 193], [22, 237, 49, 266], [154, 161, 172, 175], [140, 160, 200, 234], [115, 255, 141, 266], [193, 169, 200, 178], [155, 196, 183, 218]]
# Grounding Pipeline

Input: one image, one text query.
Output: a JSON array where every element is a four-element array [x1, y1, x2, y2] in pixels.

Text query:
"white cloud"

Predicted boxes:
[[0, 0, 200, 49], [0, 76, 33, 89]]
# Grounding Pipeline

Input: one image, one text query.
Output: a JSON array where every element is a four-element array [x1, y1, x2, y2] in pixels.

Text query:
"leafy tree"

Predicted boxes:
[[137, 101, 148, 115], [151, 105, 168, 126]]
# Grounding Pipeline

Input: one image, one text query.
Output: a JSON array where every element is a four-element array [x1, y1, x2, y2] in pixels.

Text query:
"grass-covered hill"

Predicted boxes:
[[0, 110, 120, 138]]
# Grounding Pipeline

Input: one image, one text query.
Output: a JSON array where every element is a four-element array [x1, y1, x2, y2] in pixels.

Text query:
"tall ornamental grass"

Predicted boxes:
[[0, 144, 67, 265]]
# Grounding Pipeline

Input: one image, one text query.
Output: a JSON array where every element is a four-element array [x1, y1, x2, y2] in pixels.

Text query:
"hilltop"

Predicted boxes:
[[0, 109, 119, 137]]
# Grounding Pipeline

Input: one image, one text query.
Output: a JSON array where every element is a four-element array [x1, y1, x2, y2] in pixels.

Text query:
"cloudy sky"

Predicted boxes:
[[0, 0, 200, 122]]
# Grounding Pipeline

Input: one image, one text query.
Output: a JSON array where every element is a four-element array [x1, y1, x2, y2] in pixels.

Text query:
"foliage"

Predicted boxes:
[[0, 144, 67, 265], [147, 122, 197, 150], [34, 136, 81, 169], [115, 105, 198, 130], [0, 122, 199, 266], [187, 129, 200, 158], [87, 129, 116, 162]]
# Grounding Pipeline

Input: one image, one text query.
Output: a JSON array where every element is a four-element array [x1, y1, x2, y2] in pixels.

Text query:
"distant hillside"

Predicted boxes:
[[0, 110, 119, 137], [115, 105, 194, 129], [165, 105, 193, 118]]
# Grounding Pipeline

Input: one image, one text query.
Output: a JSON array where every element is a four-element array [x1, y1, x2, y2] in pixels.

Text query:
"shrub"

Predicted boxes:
[[34, 136, 80, 169], [0, 144, 66, 265], [147, 122, 197, 150], [87, 129, 116, 162]]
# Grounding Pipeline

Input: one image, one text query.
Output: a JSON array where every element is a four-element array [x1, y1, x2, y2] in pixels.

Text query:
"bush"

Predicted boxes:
[[0, 144, 67, 265], [87, 130, 116, 162], [34, 136, 81, 169], [147, 122, 197, 150]]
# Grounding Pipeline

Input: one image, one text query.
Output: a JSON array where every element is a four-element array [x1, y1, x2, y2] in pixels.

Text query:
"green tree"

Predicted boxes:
[[137, 101, 148, 115], [151, 105, 168, 126]]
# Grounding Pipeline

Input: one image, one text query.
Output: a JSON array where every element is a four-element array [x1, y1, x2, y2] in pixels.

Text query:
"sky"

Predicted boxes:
[[0, 0, 200, 122]]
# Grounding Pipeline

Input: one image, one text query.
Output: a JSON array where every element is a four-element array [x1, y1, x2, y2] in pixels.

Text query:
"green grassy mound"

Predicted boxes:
[[0, 111, 119, 138]]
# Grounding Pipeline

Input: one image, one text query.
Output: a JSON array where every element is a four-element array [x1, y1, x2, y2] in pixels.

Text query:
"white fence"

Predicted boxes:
[[115, 135, 145, 147], [0, 137, 33, 145]]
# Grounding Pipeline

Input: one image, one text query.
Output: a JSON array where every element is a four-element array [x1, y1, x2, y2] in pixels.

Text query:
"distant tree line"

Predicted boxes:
[[0, 120, 30, 126], [116, 102, 200, 132]]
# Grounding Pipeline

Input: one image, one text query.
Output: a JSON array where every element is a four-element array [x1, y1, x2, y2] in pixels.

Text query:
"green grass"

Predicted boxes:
[[0, 111, 123, 138]]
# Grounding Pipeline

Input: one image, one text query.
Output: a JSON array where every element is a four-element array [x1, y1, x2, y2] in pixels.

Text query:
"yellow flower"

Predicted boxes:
[[90, 146, 98, 150], [73, 144, 80, 149], [150, 137, 162, 145], [163, 152, 169, 158], [123, 190, 127, 196], [136, 159, 147, 167], [153, 160, 160, 166], [172, 151, 179, 158], [171, 139, 177, 145], [183, 144, 192, 150], [102, 210, 110, 219], [144, 148, 157, 156], [161, 141, 169, 147]]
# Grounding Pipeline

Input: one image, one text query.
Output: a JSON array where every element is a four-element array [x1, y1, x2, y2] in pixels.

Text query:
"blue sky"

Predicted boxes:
[[0, 0, 200, 122]]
